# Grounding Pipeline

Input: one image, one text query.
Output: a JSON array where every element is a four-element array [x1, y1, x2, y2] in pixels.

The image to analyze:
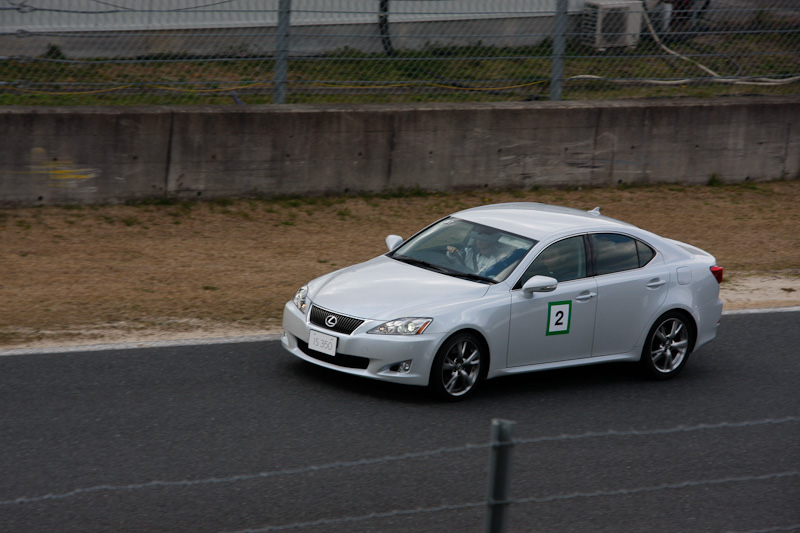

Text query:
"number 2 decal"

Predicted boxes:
[[547, 301, 572, 335]]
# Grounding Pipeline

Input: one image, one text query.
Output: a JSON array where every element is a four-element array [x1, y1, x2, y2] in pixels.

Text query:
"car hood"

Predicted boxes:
[[308, 255, 491, 320]]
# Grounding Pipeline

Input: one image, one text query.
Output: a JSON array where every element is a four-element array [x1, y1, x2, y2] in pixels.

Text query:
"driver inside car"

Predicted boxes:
[[446, 232, 501, 275]]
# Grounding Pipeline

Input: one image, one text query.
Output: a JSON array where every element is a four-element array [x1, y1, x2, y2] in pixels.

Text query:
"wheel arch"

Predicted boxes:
[[639, 307, 698, 379], [667, 308, 698, 352], [439, 327, 492, 380], [645, 307, 699, 357]]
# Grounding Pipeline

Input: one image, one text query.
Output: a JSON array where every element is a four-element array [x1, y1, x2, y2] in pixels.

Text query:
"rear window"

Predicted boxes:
[[592, 234, 654, 275], [636, 240, 656, 267]]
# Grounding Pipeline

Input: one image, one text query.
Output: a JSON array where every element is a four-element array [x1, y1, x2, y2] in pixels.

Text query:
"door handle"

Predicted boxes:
[[646, 279, 666, 289], [575, 292, 596, 302]]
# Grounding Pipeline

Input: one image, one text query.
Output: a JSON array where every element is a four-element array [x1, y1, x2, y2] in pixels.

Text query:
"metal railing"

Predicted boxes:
[[1, 0, 798, 105], [2, 417, 798, 532]]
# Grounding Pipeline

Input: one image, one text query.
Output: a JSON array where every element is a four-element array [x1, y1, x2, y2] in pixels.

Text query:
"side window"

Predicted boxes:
[[591, 233, 641, 275], [636, 240, 656, 267], [517, 236, 586, 288]]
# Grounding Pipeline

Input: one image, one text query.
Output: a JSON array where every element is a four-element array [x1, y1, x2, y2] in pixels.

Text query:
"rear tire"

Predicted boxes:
[[640, 311, 694, 379], [429, 333, 484, 401]]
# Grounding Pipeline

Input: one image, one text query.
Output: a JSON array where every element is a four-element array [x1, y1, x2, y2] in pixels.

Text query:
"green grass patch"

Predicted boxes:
[[1, 31, 797, 106]]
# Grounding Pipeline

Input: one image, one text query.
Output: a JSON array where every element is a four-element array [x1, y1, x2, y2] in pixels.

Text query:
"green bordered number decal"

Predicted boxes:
[[547, 301, 572, 336]]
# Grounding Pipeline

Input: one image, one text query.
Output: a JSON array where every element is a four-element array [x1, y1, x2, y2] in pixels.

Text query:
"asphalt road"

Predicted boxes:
[[1, 311, 799, 533]]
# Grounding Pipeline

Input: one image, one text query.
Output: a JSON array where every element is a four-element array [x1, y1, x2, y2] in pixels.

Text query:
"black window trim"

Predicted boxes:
[[583, 233, 596, 278], [510, 231, 660, 290]]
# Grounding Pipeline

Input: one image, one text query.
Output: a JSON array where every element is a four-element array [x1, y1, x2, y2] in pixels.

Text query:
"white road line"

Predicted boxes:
[[0, 334, 281, 357], [723, 306, 800, 315]]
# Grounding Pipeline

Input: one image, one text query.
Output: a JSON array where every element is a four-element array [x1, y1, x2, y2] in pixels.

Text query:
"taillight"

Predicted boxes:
[[710, 266, 723, 283]]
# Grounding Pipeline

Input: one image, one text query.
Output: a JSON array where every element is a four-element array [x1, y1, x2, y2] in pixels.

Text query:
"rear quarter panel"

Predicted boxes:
[[640, 241, 723, 352]]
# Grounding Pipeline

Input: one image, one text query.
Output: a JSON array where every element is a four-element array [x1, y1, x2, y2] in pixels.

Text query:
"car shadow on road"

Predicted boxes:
[[480, 362, 643, 396], [280, 357, 685, 404]]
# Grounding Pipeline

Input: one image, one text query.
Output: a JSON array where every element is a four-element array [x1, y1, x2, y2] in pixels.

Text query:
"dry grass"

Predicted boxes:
[[1, 180, 799, 347]]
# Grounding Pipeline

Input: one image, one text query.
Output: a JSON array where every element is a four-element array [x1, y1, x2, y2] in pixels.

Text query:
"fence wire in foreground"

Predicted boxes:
[[1, 0, 798, 105], [2, 416, 798, 532]]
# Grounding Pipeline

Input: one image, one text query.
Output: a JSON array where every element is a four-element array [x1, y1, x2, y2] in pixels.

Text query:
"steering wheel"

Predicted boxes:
[[446, 246, 467, 267]]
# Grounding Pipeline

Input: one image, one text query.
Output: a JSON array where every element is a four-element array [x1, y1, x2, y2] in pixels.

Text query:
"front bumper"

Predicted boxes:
[[281, 301, 441, 386]]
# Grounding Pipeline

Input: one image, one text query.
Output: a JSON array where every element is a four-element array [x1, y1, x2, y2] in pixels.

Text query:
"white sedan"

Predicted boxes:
[[281, 202, 723, 400]]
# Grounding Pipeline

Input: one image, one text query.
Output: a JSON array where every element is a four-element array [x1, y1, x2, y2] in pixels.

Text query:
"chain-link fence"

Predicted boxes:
[[1, 0, 798, 105]]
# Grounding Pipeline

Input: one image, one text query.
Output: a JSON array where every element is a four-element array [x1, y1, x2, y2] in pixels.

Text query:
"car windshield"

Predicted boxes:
[[389, 217, 537, 283]]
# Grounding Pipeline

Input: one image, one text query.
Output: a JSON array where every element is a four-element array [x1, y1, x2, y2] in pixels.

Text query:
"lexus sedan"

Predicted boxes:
[[281, 202, 723, 400]]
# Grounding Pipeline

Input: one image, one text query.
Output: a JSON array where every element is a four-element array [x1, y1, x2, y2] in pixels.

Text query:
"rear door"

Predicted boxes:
[[589, 233, 669, 357]]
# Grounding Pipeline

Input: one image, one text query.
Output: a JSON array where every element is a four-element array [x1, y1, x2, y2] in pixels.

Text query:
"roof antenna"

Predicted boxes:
[[588, 207, 601, 216]]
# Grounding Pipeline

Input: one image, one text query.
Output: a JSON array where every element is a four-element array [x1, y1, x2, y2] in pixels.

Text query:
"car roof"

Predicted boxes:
[[452, 202, 638, 241]]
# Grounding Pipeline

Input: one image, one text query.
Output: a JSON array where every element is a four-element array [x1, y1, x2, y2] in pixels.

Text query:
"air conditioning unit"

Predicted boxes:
[[582, 0, 643, 49]]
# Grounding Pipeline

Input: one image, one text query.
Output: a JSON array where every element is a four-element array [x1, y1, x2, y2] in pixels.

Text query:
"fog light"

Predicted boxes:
[[390, 360, 413, 373]]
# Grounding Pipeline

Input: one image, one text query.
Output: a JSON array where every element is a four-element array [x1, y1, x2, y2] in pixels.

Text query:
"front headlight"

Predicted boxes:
[[293, 286, 309, 314], [368, 317, 432, 335]]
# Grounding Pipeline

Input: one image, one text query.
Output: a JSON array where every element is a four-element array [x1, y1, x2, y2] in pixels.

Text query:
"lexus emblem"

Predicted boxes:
[[325, 315, 338, 328]]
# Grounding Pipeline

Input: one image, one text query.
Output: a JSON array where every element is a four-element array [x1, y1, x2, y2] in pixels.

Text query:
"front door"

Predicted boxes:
[[507, 278, 598, 366], [506, 236, 597, 367]]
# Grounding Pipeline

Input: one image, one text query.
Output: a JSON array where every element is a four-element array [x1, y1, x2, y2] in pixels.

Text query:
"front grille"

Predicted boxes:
[[309, 305, 364, 335], [298, 340, 369, 370]]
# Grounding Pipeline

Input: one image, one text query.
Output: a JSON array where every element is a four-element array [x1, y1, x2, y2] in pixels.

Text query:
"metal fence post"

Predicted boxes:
[[486, 419, 515, 533], [379, 0, 395, 57], [549, 0, 568, 101], [274, 0, 292, 104]]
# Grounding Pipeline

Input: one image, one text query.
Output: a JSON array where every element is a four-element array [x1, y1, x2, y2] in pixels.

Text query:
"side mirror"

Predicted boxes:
[[385, 234, 403, 251], [522, 275, 558, 295]]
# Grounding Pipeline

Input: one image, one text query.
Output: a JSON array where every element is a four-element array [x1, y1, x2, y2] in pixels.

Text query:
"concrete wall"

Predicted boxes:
[[1, 97, 798, 207]]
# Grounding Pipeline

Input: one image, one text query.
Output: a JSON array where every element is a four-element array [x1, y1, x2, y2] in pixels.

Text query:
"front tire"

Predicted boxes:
[[430, 333, 484, 401], [640, 311, 694, 379]]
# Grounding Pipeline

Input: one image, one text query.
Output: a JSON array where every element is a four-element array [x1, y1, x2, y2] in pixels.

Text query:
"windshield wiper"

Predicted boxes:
[[445, 272, 497, 284], [392, 255, 450, 273], [393, 255, 496, 284]]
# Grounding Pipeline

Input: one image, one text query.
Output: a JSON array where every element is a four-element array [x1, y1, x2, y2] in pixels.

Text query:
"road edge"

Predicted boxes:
[[2, 306, 799, 358]]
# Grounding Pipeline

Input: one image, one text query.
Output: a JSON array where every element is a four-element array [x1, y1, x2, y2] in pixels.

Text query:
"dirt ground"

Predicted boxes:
[[1, 181, 799, 349]]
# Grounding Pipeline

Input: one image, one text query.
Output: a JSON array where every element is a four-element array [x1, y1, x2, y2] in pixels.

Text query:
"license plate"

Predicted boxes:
[[308, 330, 337, 356]]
